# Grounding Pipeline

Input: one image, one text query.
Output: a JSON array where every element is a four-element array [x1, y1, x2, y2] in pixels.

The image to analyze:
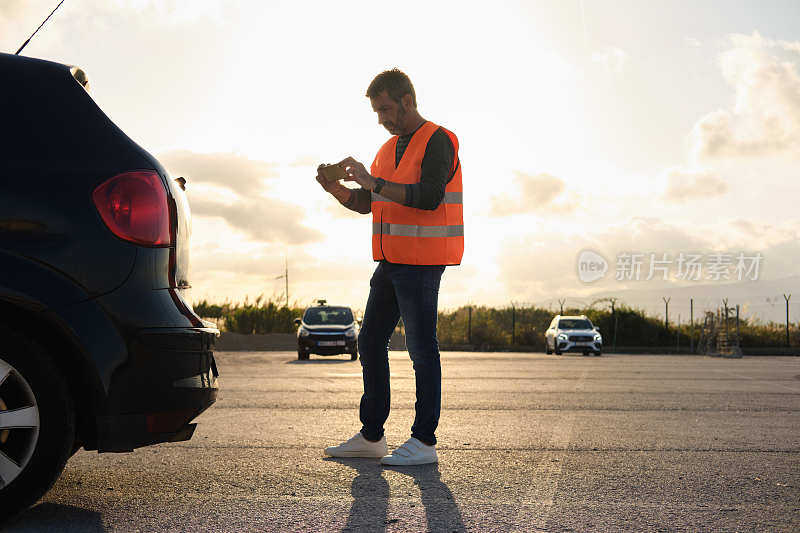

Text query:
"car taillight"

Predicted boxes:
[[92, 171, 172, 247]]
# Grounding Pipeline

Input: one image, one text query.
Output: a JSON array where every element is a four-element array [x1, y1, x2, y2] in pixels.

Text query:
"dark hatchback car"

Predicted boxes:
[[0, 53, 219, 520], [295, 304, 358, 360]]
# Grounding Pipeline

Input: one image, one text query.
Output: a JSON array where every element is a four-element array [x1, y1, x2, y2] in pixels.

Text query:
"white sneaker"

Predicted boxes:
[[380, 437, 438, 466], [324, 432, 388, 458]]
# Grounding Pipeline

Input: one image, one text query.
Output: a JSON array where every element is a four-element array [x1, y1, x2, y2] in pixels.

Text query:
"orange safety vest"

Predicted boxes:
[[370, 121, 463, 265]]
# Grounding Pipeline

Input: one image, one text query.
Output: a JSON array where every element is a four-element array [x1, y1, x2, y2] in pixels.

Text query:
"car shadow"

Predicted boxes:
[[5, 503, 106, 532], [324, 457, 465, 532]]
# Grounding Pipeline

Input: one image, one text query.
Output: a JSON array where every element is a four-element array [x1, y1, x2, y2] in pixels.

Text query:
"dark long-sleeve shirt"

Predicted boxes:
[[344, 123, 455, 214]]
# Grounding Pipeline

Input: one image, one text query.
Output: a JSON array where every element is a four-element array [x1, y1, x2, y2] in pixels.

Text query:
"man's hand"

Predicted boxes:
[[338, 156, 407, 205], [316, 164, 351, 204], [339, 157, 377, 191]]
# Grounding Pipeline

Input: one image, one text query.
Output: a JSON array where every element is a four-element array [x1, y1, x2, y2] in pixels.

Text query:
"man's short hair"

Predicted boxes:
[[366, 68, 417, 107]]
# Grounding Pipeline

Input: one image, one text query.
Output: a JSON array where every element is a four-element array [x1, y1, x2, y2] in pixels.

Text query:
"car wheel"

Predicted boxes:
[[554, 347, 561, 355], [297, 350, 309, 361], [594, 351, 602, 357], [350, 351, 358, 361], [582, 350, 589, 356], [0, 327, 75, 522], [545, 339, 552, 355]]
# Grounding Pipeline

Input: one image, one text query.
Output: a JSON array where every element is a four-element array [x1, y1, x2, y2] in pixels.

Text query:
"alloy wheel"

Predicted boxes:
[[0, 357, 40, 489]]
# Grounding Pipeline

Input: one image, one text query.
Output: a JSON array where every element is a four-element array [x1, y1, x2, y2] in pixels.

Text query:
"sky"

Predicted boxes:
[[2, 0, 800, 322]]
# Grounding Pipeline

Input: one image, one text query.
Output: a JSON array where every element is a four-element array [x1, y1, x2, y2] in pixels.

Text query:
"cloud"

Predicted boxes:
[[192, 245, 300, 277], [494, 213, 800, 308], [757, 237, 800, 280], [691, 32, 800, 159], [0, 1, 48, 47], [158, 150, 322, 244], [0, 0, 26, 18], [290, 155, 322, 168], [731, 219, 761, 237], [1, 0, 230, 55], [188, 195, 322, 244], [324, 190, 367, 220], [663, 167, 728, 202], [192, 246, 367, 283], [728, 218, 798, 248], [591, 46, 627, 74], [496, 217, 717, 302], [189, 245, 375, 307], [159, 150, 278, 196], [489, 172, 576, 216]]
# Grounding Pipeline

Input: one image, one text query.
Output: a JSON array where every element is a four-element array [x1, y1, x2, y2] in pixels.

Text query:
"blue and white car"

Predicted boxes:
[[545, 315, 602, 356]]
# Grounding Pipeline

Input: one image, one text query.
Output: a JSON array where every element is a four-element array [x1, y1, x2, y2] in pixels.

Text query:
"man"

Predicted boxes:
[[318, 69, 463, 466]]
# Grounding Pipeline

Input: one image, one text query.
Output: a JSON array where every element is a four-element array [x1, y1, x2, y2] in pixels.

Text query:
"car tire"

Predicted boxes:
[[297, 349, 309, 361], [582, 350, 589, 356], [594, 351, 602, 357], [554, 347, 562, 355], [350, 351, 358, 361], [0, 326, 75, 523], [545, 340, 552, 355]]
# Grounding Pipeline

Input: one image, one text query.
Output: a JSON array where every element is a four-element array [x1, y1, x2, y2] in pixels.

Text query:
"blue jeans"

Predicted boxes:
[[358, 261, 446, 446]]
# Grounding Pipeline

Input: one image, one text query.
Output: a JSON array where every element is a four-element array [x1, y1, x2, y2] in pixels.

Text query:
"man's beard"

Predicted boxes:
[[384, 105, 407, 135]]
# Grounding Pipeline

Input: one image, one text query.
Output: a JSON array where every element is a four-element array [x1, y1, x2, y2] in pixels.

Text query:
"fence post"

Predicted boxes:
[[690, 298, 694, 354], [612, 300, 618, 354], [723, 299, 730, 354], [736, 304, 740, 352], [467, 306, 472, 345], [511, 304, 516, 346], [784, 294, 791, 347]]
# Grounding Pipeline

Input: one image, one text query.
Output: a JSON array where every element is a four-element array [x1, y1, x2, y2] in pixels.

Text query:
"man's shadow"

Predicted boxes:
[[325, 458, 389, 532], [4, 503, 106, 532], [387, 464, 465, 533], [325, 458, 464, 533], [286, 359, 353, 365]]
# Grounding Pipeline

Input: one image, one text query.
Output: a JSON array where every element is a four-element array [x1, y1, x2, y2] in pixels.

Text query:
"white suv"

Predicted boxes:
[[545, 315, 602, 356]]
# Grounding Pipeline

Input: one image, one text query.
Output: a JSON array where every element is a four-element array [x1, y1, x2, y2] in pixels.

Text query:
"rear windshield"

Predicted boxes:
[[304, 307, 354, 326], [558, 319, 593, 330]]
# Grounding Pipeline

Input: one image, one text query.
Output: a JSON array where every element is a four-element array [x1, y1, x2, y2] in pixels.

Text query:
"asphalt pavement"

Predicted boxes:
[[5, 352, 800, 532]]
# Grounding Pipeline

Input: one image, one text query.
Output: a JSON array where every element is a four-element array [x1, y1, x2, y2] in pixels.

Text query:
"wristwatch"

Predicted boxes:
[[373, 177, 386, 194]]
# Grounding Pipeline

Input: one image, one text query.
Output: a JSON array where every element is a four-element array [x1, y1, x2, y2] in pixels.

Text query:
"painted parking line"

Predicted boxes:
[[515, 368, 588, 531]]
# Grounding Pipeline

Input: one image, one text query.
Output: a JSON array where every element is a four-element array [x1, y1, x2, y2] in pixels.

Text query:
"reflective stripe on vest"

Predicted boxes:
[[373, 222, 464, 238], [371, 191, 463, 204]]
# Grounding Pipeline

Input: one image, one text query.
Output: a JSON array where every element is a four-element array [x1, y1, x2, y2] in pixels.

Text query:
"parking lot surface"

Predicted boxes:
[[6, 352, 800, 532]]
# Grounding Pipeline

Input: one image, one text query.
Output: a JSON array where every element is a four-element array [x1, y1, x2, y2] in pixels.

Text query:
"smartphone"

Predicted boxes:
[[319, 164, 348, 182]]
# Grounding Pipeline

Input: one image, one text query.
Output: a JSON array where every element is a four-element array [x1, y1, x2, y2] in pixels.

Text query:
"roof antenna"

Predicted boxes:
[[15, 0, 67, 56]]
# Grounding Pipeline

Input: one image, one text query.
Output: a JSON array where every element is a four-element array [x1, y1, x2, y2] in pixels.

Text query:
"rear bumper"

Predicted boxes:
[[95, 327, 219, 452]]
